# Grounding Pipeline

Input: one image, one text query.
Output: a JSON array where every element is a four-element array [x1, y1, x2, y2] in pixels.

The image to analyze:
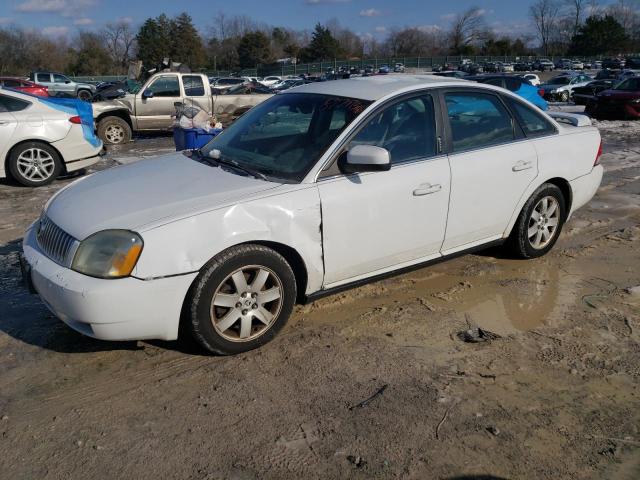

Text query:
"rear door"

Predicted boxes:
[[0, 94, 23, 175], [136, 74, 181, 130], [441, 89, 538, 253]]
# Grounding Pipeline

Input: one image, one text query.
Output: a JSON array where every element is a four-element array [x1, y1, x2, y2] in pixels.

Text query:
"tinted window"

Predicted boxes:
[[504, 78, 521, 91], [445, 92, 514, 152], [3, 79, 21, 87], [350, 95, 436, 164], [53, 74, 68, 83], [183, 75, 205, 96], [36, 73, 51, 83], [147, 76, 180, 97], [508, 99, 556, 137], [614, 78, 640, 91], [0, 95, 30, 112], [484, 78, 505, 88]]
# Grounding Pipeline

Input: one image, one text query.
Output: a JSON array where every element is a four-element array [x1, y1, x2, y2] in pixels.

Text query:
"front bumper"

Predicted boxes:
[[22, 224, 197, 341]]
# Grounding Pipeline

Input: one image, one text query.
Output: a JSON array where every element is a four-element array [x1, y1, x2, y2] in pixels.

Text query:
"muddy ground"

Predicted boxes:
[[0, 109, 639, 480]]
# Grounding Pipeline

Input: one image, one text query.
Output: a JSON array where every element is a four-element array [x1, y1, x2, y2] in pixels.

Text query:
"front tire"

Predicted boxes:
[[187, 244, 297, 355], [77, 89, 92, 101], [97, 116, 132, 144], [508, 183, 566, 259], [8, 141, 62, 187], [559, 91, 570, 102]]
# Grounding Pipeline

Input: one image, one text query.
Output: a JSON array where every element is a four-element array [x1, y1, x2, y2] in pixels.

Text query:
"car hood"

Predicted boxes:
[[597, 89, 640, 100], [45, 153, 283, 240], [92, 95, 135, 115]]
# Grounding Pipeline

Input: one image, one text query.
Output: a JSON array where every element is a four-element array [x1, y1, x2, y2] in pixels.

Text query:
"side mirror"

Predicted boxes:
[[142, 89, 154, 99], [65, 80, 71, 84], [340, 145, 391, 174]]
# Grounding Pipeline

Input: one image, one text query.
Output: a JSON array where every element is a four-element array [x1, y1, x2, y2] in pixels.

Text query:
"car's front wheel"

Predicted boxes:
[[8, 141, 62, 187], [97, 116, 132, 144], [559, 90, 570, 102], [187, 244, 297, 355], [77, 89, 92, 101], [509, 183, 566, 259]]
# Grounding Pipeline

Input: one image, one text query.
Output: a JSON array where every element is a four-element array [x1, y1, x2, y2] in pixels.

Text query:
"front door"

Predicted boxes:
[[319, 93, 450, 287], [136, 74, 181, 130], [441, 90, 538, 252]]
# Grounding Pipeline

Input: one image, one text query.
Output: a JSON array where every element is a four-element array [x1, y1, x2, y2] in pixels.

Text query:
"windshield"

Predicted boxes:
[[614, 78, 640, 91], [201, 93, 371, 182]]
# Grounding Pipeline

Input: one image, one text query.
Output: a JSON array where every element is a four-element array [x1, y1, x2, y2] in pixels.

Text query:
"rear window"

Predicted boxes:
[[445, 92, 515, 152], [183, 75, 205, 96], [2, 79, 22, 87], [0, 95, 31, 112]]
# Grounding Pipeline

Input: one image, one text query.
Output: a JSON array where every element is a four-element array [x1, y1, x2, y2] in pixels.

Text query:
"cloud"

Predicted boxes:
[[374, 26, 387, 33], [15, 0, 96, 17], [359, 8, 381, 17], [440, 13, 456, 21], [418, 24, 441, 33], [117, 16, 133, 24], [73, 17, 93, 25], [304, 0, 350, 4], [0, 17, 13, 25], [42, 25, 69, 36], [15, 0, 67, 13]]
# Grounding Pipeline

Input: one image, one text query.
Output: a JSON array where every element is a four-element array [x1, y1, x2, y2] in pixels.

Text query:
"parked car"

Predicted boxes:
[[29, 72, 95, 101], [92, 73, 272, 144], [520, 73, 541, 86], [572, 80, 616, 105], [500, 63, 515, 73], [625, 57, 640, 69], [0, 77, 49, 97], [20, 75, 603, 354], [378, 65, 390, 74], [394, 63, 405, 73], [595, 68, 619, 80], [602, 58, 625, 70], [271, 79, 305, 91], [432, 71, 469, 79], [514, 62, 532, 72], [592, 60, 603, 70], [533, 59, 555, 71], [0, 89, 102, 186], [212, 77, 247, 92], [617, 69, 637, 81], [571, 60, 585, 70], [467, 74, 548, 110], [586, 76, 640, 119], [539, 73, 593, 102]]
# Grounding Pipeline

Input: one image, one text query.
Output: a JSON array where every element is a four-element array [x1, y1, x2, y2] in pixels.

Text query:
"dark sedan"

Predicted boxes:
[[572, 80, 615, 105], [586, 77, 640, 119]]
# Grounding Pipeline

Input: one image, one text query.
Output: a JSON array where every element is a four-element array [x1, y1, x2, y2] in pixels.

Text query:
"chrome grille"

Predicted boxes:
[[36, 215, 78, 266]]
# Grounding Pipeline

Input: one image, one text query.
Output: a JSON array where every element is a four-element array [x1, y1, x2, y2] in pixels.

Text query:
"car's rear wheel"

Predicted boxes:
[[97, 116, 132, 144], [508, 183, 566, 259], [187, 244, 297, 355], [559, 91, 570, 102], [8, 141, 62, 187]]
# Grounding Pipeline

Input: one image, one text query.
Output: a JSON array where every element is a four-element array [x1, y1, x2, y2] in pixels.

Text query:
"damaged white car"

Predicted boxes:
[[21, 76, 603, 354]]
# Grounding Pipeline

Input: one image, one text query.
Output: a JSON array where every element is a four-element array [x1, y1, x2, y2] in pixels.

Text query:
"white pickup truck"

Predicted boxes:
[[92, 73, 272, 144]]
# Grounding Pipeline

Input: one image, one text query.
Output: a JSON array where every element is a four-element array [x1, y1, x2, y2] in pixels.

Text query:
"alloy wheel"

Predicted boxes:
[[528, 196, 560, 250], [16, 148, 55, 182], [105, 124, 125, 143], [210, 265, 283, 342]]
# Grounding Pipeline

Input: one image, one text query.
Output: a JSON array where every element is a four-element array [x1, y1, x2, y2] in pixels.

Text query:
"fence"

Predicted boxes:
[[70, 54, 631, 83]]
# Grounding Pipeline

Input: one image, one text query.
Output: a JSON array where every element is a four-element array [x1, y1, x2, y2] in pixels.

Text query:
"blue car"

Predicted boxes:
[[467, 75, 548, 110]]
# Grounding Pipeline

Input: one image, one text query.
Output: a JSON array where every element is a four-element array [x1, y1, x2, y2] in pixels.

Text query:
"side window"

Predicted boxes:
[[484, 78, 505, 89], [504, 78, 520, 92], [3, 79, 21, 87], [349, 95, 436, 164], [445, 92, 514, 152], [508, 99, 556, 137], [53, 74, 68, 83], [0, 95, 31, 113], [36, 73, 51, 83], [183, 75, 205, 96], [147, 76, 180, 97]]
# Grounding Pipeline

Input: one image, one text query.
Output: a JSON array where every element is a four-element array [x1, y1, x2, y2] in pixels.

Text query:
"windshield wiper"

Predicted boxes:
[[216, 155, 268, 181]]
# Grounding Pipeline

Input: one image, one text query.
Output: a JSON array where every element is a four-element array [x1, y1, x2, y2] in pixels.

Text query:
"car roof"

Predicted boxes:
[[282, 74, 469, 101]]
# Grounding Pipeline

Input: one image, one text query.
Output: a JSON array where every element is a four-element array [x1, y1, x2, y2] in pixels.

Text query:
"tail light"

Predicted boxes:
[[69, 116, 82, 124], [538, 88, 545, 97], [594, 140, 603, 166]]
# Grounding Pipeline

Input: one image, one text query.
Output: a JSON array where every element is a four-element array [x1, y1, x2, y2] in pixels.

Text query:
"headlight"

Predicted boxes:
[[72, 230, 143, 279]]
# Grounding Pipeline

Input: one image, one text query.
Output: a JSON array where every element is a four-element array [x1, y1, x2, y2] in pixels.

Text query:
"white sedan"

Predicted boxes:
[[0, 88, 102, 186], [21, 76, 603, 354]]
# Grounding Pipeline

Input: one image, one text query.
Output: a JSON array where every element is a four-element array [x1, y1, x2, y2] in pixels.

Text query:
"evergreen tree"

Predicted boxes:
[[568, 15, 629, 56], [237, 31, 273, 68], [300, 24, 342, 62]]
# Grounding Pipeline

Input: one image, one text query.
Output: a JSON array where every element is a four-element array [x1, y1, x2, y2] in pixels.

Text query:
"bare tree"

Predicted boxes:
[[565, 0, 587, 34], [530, 0, 561, 55], [103, 21, 135, 73], [449, 7, 486, 54]]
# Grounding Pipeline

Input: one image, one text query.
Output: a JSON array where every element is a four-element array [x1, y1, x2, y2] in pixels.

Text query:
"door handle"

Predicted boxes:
[[512, 160, 533, 172], [413, 183, 442, 196]]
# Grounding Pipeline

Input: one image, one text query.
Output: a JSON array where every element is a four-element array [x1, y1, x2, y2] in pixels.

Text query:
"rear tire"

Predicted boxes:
[[508, 183, 566, 259], [559, 91, 570, 102], [77, 89, 92, 101], [8, 141, 62, 187], [97, 116, 132, 144], [187, 244, 297, 355]]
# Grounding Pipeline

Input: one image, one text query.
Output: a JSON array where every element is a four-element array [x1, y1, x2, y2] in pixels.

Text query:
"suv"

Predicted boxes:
[[29, 72, 96, 101], [533, 59, 555, 71]]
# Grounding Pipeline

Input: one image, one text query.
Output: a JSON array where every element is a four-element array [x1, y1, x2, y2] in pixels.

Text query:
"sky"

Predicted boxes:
[[0, 0, 620, 40]]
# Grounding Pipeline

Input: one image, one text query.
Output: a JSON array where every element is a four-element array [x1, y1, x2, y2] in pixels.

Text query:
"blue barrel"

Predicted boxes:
[[173, 127, 223, 151]]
